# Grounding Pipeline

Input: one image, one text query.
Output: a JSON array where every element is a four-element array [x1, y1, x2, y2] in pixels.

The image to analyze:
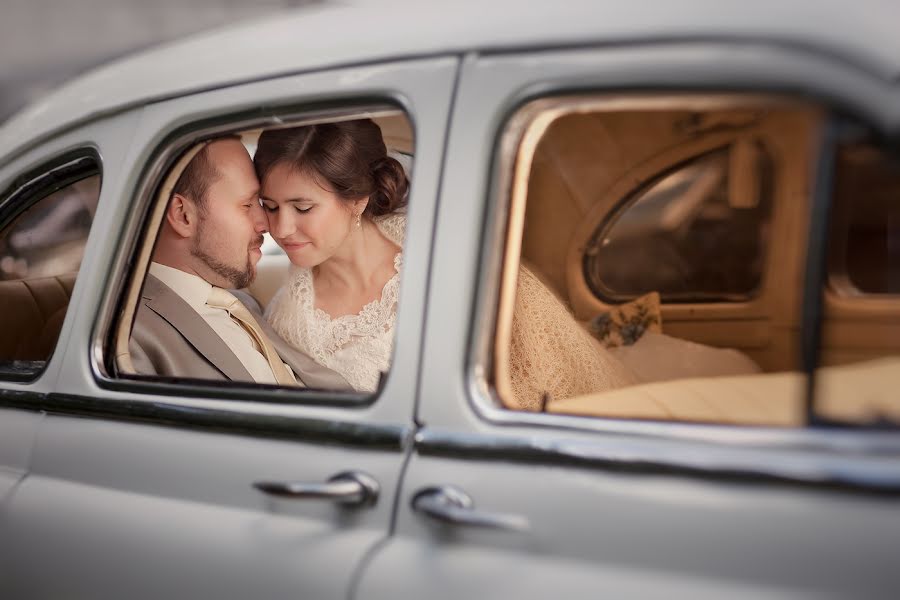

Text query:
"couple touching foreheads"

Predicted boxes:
[[129, 119, 408, 392]]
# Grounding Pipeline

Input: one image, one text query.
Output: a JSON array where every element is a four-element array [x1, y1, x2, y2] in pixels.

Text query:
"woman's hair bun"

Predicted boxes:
[[367, 155, 409, 217]]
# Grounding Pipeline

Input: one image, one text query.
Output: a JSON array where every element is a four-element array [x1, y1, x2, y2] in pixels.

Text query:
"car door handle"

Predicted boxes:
[[411, 485, 529, 532], [253, 470, 379, 507]]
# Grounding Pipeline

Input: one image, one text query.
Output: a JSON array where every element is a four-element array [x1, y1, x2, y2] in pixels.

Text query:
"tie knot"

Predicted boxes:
[[206, 286, 238, 312]]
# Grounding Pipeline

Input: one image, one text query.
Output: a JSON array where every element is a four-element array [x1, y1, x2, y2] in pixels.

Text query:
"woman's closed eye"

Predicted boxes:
[[294, 205, 313, 213]]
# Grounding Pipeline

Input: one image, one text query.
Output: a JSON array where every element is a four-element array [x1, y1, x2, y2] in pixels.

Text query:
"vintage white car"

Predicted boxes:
[[2, 0, 900, 597]]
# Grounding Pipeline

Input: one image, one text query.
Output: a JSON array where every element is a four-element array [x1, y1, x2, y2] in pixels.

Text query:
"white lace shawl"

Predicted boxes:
[[507, 266, 638, 411], [265, 213, 406, 392]]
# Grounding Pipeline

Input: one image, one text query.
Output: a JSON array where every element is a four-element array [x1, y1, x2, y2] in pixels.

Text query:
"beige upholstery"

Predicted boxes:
[[0, 273, 76, 361], [247, 253, 290, 310], [549, 356, 900, 426]]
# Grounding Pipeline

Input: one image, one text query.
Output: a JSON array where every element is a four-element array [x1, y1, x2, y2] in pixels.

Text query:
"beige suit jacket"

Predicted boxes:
[[129, 274, 351, 390]]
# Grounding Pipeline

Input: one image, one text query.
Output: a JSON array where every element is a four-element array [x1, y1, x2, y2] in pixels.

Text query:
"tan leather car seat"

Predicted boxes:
[[0, 273, 76, 361]]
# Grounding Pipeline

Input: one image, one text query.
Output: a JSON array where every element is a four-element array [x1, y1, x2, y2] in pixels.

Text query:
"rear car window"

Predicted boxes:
[[0, 162, 100, 380]]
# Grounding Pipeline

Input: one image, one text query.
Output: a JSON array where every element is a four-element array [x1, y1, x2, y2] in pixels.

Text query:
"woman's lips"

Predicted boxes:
[[282, 241, 310, 250]]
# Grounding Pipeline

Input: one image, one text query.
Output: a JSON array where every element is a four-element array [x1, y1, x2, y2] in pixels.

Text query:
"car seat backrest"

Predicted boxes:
[[0, 273, 77, 362], [247, 253, 290, 310]]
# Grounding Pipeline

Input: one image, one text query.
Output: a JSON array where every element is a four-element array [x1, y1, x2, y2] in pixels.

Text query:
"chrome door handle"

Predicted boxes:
[[411, 485, 529, 532], [253, 470, 379, 507]]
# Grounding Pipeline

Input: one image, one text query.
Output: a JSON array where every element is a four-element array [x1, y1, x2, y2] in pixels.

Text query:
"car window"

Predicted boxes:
[[491, 94, 820, 426], [828, 138, 900, 296], [816, 134, 900, 425], [585, 144, 774, 303], [111, 109, 413, 397], [0, 160, 101, 381]]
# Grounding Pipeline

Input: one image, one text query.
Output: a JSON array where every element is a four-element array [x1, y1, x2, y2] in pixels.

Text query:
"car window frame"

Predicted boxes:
[[485, 92, 824, 422], [0, 148, 102, 383], [471, 91, 897, 438], [92, 100, 417, 408]]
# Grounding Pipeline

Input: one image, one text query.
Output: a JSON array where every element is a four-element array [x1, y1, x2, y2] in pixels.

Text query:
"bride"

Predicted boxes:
[[255, 119, 408, 392]]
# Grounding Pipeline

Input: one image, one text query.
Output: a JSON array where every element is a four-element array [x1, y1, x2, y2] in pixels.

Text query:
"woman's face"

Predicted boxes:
[[260, 163, 362, 268]]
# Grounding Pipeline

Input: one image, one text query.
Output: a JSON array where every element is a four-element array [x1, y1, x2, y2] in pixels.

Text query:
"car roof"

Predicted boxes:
[[2, 0, 899, 164]]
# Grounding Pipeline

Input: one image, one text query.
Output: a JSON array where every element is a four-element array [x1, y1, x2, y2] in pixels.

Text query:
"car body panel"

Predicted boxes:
[[6, 417, 404, 599], [0, 409, 41, 500], [358, 454, 900, 598]]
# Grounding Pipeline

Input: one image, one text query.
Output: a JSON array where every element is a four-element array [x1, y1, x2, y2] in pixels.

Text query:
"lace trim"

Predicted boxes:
[[296, 252, 401, 359], [265, 213, 406, 391]]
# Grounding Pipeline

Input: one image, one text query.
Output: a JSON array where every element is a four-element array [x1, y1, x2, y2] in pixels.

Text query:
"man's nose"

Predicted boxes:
[[250, 202, 268, 233]]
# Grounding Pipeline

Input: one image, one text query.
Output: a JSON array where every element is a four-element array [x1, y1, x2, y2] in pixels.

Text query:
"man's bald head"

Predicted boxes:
[[171, 134, 241, 210]]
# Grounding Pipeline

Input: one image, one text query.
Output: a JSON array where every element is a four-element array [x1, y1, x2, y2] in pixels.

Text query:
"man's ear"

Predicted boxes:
[[165, 193, 199, 238]]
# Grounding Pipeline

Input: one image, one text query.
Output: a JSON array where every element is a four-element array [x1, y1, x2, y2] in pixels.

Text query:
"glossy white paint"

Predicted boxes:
[[3, 0, 900, 163]]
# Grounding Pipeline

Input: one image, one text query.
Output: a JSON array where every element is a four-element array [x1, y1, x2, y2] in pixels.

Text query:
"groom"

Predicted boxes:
[[127, 136, 349, 390]]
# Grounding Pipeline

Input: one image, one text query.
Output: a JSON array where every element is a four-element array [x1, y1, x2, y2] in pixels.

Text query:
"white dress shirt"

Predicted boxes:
[[149, 262, 285, 384]]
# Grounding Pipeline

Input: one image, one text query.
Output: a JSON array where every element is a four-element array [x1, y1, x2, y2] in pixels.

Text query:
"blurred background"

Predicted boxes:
[[0, 0, 314, 124]]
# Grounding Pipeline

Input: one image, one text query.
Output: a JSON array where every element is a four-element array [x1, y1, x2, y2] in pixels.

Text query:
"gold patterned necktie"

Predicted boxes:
[[206, 287, 296, 385]]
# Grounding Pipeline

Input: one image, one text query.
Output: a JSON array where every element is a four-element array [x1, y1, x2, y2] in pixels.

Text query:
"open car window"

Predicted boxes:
[[110, 109, 413, 398], [491, 94, 900, 428], [491, 94, 822, 426]]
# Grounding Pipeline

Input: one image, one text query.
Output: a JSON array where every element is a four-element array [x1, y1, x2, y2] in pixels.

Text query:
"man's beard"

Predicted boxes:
[[190, 226, 261, 289]]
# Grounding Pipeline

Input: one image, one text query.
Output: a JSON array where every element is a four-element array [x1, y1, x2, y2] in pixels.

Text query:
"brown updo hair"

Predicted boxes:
[[254, 119, 408, 217]]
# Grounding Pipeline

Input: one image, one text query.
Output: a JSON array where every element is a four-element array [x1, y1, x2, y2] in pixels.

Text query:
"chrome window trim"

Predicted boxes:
[[0, 389, 410, 451], [465, 90, 900, 466], [0, 153, 100, 230], [89, 99, 411, 409], [414, 427, 900, 495]]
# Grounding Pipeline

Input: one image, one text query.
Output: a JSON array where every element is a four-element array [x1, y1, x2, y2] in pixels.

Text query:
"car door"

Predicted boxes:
[[0, 129, 123, 593], [355, 45, 900, 598], [2, 56, 458, 599]]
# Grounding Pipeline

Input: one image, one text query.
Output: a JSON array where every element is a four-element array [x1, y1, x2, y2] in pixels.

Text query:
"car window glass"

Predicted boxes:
[[492, 96, 817, 426], [817, 136, 900, 425], [828, 140, 900, 295], [114, 111, 413, 397], [585, 145, 774, 302], [0, 172, 101, 380]]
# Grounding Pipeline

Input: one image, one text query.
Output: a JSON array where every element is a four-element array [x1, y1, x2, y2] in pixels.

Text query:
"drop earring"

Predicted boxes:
[[356, 211, 362, 228]]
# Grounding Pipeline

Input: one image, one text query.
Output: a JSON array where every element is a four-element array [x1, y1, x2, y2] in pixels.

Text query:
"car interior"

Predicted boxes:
[[493, 94, 900, 426]]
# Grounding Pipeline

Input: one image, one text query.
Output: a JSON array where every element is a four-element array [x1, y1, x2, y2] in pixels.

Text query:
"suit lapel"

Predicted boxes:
[[142, 275, 254, 382], [229, 288, 352, 391]]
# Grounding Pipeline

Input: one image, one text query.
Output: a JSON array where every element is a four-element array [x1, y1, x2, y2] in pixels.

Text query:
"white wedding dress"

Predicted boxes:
[[265, 214, 406, 392]]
